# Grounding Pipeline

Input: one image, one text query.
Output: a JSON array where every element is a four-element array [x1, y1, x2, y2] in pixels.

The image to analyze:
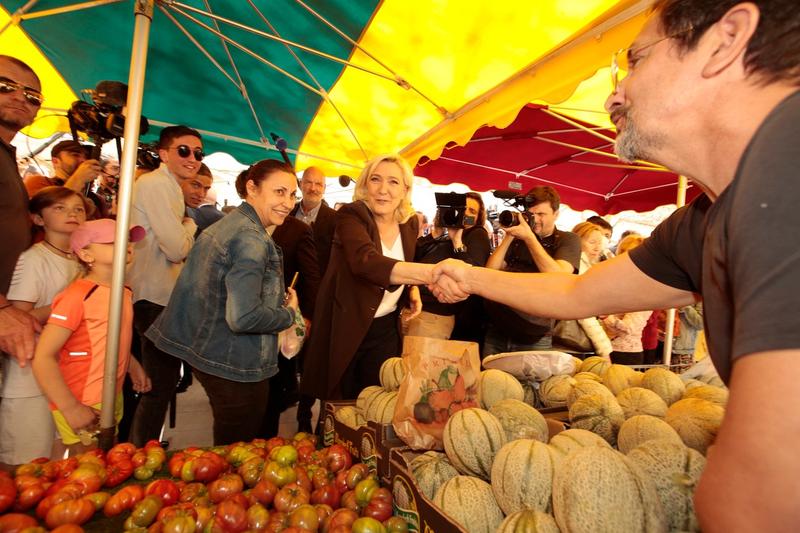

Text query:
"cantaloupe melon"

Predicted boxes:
[[433, 475, 504, 533], [522, 380, 538, 407], [698, 373, 726, 388], [552, 447, 667, 533], [580, 356, 611, 376], [570, 357, 583, 376], [539, 375, 576, 408], [682, 378, 706, 391], [489, 399, 548, 442], [334, 405, 364, 429], [477, 369, 524, 409], [497, 510, 560, 533], [365, 390, 397, 424], [602, 364, 641, 395], [491, 439, 560, 514], [356, 385, 384, 413], [665, 398, 724, 454], [628, 439, 706, 532], [568, 393, 624, 445], [641, 367, 685, 405], [566, 380, 615, 409], [573, 371, 602, 383], [409, 451, 460, 500], [443, 408, 507, 480], [548, 428, 611, 456], [379, 357, 405, 391], [617, 415, 684, 454], [616, 387, 669, 419], [683, 384, 728, 406]]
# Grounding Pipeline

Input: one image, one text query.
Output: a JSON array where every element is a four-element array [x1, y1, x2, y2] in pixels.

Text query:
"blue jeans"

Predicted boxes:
[[482, 325, 553, 358]]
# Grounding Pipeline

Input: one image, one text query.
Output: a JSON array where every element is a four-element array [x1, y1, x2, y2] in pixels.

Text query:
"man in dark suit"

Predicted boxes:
[[259, 216, 320, 438], [290, 166, 337, 433]]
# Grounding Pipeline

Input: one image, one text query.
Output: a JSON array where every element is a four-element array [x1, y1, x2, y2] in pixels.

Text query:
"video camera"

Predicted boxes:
[[493, 189, 536, 228], [434, 192, 476, 229]]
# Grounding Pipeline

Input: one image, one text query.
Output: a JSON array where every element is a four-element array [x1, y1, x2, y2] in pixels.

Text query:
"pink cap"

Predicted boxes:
[[70, 219, 146, 255]]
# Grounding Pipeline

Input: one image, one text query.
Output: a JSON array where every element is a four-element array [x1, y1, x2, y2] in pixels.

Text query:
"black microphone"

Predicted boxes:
[[270, 132, 292, 167], [492, 189, 520, 200], [338, 175, 352, 187]]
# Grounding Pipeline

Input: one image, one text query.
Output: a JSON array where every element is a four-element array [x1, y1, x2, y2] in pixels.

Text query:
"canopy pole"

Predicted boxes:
[[98, 0, 153, 451], [661, 175, 688, 367]]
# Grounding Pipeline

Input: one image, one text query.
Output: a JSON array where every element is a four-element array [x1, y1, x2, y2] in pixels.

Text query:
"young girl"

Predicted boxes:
[[1, 187, 88, 464], [32, 218, 151, 455]]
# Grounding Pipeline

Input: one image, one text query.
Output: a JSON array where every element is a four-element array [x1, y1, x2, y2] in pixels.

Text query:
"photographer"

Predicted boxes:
[[407, 192, 490, 339], [483, 186, 580, 357]]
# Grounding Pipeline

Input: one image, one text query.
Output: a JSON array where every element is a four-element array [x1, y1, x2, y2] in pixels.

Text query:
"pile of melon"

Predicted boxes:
[[407, 362, 727, 532], [334, 357, 406, 428]]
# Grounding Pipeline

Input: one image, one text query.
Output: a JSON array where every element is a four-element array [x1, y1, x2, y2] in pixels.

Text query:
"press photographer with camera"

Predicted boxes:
[[482, 185, 580, 357], [23, 140, 102, 201], [407, 192, 490, 340]]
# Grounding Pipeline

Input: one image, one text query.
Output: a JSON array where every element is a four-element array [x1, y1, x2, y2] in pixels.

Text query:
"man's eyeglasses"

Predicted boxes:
[[610, 26, 693, 93], [171, 144, 205, 161], [0, 77, 44, 107]]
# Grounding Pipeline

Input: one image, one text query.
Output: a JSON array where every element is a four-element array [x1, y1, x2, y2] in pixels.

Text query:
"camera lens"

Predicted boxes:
[[498, 210, 519, 228]]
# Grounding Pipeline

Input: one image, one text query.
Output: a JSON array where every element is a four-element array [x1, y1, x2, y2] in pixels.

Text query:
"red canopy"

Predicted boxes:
[[414, 104, 700, 214]]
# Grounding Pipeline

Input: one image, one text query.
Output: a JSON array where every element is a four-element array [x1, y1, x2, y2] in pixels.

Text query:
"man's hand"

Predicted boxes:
[[62, 403, 100, 432], [0, 306, 42, 366], [430, 259, 472, 303], [65, 159, 102, 190], [128, 359, 152, 393], [403, 286, 423, 321], [504, 212, 536, 243]]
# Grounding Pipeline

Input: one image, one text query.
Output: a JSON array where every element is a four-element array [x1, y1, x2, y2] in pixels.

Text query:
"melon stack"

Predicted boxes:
[[335, 357, 407, 429]]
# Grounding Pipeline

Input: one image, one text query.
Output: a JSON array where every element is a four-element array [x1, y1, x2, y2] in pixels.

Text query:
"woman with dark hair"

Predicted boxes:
[[146, 160, 301, 445], [301, 154, 434, 401]]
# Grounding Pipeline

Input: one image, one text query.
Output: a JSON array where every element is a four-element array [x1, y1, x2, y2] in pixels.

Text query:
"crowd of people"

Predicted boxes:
[[1, 0, 799, 528]]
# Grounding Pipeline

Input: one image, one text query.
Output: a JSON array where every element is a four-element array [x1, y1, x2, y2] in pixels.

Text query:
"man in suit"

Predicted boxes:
[[291, 166, 336, 276]]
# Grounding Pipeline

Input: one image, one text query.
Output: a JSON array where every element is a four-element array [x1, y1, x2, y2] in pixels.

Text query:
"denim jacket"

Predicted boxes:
[[146, 202, 294, 382]]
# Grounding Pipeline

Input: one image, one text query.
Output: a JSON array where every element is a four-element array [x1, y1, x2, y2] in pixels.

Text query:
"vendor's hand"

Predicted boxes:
[[403, 286, 423, 322], [284, 287, 299, 310], [430, 259, 471, 303], [62, 403, 100, 432], [504, 212, 535, 242], [128, 359, 152, 393], [65, 159, 102, 189], [0, 305, 42, 366]]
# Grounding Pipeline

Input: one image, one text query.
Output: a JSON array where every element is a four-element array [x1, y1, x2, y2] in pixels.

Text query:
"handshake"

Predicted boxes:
[[424, 259, 475, 304]]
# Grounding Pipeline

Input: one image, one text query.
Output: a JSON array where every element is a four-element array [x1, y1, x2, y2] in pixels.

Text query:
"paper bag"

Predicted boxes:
[[392, 336, 481, 450]]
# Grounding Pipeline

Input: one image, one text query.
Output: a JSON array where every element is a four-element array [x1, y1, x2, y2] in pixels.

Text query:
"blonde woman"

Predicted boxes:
[[301, 155, 433, 400]]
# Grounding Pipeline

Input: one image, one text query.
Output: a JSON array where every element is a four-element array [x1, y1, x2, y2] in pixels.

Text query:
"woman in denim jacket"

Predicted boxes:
[[147, 160, 301, 445]]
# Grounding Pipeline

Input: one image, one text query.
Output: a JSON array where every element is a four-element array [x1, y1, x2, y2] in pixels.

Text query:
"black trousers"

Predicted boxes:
[[610, 350, 644, 365], [339, 311, 401, 400], [259, 354, 297, 438], [193, 368, 270, 446], [130, 300, 182, 447]]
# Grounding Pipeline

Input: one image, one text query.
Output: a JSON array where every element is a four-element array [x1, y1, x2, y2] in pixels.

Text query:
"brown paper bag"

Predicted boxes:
[[392, 335, 481, 450]]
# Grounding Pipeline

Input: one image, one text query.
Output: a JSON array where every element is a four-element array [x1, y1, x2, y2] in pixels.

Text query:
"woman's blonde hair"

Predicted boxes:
[[352, 154, 415, 223], [616, 234, 645, 255], [571, 221, 604, 241]]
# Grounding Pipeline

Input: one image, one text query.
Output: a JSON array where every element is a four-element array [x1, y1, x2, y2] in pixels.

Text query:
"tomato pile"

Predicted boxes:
[[0, 434, 408, 532]]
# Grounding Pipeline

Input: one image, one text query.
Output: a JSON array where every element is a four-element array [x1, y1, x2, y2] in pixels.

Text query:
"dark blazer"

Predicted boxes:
[[291, 201, 337, 276], [300, 200, 418, 400], [272, 216, 321, 319]]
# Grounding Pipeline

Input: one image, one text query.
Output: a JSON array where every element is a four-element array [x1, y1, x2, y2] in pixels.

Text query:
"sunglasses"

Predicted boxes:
[[0, 77, 44, 107], [171, 144, 205, 161]]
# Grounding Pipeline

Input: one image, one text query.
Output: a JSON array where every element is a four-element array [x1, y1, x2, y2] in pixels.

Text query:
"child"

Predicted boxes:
[[1, 187, 88, 464], [32, 218, 151, 455]]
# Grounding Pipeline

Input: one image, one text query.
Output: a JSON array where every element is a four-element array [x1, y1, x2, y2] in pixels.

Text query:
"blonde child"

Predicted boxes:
[[2, 187, 90, 463], [32, 219, 151, 455]]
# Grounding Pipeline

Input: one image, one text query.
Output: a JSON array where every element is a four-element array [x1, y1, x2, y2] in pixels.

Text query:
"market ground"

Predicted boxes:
[[162, 381, 320, 448]]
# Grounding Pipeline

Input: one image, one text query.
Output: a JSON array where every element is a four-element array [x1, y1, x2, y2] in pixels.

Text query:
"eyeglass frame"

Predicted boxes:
[[610, 26, 694, 93], [170, 144, 205, 162], [0, 76, 44, 107]]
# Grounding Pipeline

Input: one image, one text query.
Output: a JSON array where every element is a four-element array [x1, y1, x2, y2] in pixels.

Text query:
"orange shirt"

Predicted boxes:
[[47, 278, 133, 408]]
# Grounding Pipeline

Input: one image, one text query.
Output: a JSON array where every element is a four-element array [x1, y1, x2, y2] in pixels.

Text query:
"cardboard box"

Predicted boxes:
[[321, 401, 401, 481]]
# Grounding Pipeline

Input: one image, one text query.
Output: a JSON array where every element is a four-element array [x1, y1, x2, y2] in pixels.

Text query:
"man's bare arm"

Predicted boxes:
[[695, 350, 800, 532]]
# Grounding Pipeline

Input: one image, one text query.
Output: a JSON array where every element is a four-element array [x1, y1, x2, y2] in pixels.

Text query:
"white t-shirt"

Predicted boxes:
[[374, 235, 406, 318], [3, 243, 79, 398]]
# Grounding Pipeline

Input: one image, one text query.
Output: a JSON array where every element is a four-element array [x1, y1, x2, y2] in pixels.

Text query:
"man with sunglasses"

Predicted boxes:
[[128, 125, 201, 447], [0, 55, 43, 374], [432, 1, 800, 530]]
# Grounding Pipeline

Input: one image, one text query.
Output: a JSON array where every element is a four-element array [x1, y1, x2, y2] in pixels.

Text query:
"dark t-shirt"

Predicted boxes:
[[487, 228, 581, 343], [630, 90, 800, 384], [0, 140, 31, 294]]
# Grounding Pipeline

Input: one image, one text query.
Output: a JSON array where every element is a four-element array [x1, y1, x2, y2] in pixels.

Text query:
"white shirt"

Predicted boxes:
[[3, 243, 78, 398], [128, 164, 197, 305], [374, 235, 405, 318]]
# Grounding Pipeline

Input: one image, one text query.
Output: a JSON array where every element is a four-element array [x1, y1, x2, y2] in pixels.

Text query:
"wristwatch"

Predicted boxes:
[[453, 244, 467, 253]]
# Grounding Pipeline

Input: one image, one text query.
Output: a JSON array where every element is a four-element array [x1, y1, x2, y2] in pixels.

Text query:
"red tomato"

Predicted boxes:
[[344, 464, 370, 491], [131, 450, 147, 468], [362, 497, 392, 523], [103, 483, 144, 517], [0, 474, 15, 513], [273, 482, 311, 514], [162, 515, 197, 533], [168, 452, 187, 478], [311, 484, 341, 508], [0, 512, 38, 532], [325, 445, 353, 473], [246, 502, 270, 531], [207, 473, 244, 504], [36, 489, 78, 520], [144, 439, 163, 451], [325, 508, 358, 531], [108, 442, 136, 456], [351, 517, 387, 533], [265, 510, 288, 533], [294, 466, 313, 493], [52, 457, 79, 479], [311, 467, 335, 491], [13, 482, 45, 511], [213, 499, 248, 533], [237, 457, 264, 487], [104, 458, 133, 488], [146, 478, 180, 507], [45, 498, 95, 529], [194, 505, 214, 531], [340, 490, 359, 513], [178, 482, 207, 503], [250, 478, 278, 506], [126, 494, 164, 528], [353, 478, 379, 508], [193, 452, 225, 483], [289, 503, 320, 531], [68, 465, 105, 494], [264, 436, 286, 454], [50, 524, 86, 533]]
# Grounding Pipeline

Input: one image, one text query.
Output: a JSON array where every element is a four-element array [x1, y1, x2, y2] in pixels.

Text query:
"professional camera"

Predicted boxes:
[[434, 192, 476, 229], [498, 209, 533, 228], [136, 142, 160, 171]]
